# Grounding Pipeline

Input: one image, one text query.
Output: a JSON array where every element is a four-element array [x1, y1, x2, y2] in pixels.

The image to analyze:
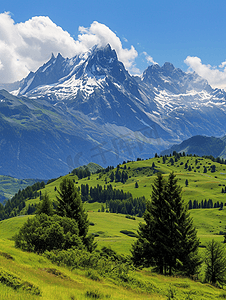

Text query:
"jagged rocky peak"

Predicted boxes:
[[91, 44, 117, 64], [18, 52, 72, 95], [141, 61, 212, 94], [162, 62, 175, 72], [18, 44, 129, 96], [142, 62, 177, 80], [86, 44, 128, 82]]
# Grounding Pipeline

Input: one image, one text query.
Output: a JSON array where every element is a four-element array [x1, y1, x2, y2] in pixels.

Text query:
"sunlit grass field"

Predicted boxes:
[[1, 209, 226, 299], [23, 155, 226, 214], [2, 155, 226, 298]]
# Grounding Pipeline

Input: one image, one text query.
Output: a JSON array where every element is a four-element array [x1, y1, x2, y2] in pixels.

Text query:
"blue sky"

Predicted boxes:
[[1, 0, 226, 88]]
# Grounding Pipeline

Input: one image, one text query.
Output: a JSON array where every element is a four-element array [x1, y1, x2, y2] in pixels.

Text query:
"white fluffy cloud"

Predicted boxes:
[[0, 13, 138, 83], [143, 51, 157, 65], [184, 56, 226, 90], [77, 22, 138, 71]]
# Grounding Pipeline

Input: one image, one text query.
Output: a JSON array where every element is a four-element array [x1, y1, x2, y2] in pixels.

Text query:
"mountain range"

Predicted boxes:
[[0, 44, 226, 179], [160, 135, 226, 158]]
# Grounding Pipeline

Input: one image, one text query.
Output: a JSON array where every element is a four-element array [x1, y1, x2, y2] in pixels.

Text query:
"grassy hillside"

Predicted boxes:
[[1, 207, 226, 254], [1, 212, 226, 299], [6, 154, 226, 247], [1, 154, 226, 298], [24, 155, 226, 210]]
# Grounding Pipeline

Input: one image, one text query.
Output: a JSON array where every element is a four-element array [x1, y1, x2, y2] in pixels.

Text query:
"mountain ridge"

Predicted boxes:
[[160, 135, 226, 158], [0, 44, 226, 178]]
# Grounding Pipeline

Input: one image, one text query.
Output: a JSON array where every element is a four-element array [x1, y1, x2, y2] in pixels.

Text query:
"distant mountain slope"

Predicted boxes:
[[1, 44, 226, 178], [0, 176, 45, 203], [160, 135, 226, 157], [0, 89, 99, 179]]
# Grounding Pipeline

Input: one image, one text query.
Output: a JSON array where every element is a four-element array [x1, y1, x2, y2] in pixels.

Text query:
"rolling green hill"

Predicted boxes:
[[1, 210, 226, 299], [38, 154, 226, 207], [1, 154, 226, 298], [2, 154, 226, 219]]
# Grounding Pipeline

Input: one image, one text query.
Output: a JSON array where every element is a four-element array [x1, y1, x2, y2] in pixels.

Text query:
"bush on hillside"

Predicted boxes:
[[14, 213, 83, 253]]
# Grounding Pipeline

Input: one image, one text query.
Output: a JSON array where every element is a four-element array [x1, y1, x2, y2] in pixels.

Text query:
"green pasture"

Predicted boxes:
[[1, 211, 226, 299], [1, 207, 226, 255], [1, 155, 226, 298], [22, 155, 226, 214]]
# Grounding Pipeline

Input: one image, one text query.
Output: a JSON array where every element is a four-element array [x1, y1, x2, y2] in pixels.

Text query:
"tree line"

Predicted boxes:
[[72, 166, 91, 179], [0, 181, 45, 220], [188, 199, 224, 210], [79, 183, 132, 203], [79, 183, 146, 217], [106, 196, 146, 217], [159, 151, 226, 166]]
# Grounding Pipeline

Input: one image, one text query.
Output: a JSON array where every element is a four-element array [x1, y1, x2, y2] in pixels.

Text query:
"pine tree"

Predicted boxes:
[[164, 172, 200, 275], [131, 172, 200, 275], [131, 172, 169, 273], [204, 239, 226, 286], [56, 178, 95, 251], [36, 193, 53, 216]]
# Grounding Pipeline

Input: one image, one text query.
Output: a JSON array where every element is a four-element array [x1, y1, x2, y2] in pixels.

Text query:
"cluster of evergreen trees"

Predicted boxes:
[[79, 183, 145, 217], [106, 196, 146, 217], [189, 199, 224, 209], [79, 183, 132, 203], [72, 166, 91, 179], [0, 181, 45, 220], [109, 168, 129, 183]]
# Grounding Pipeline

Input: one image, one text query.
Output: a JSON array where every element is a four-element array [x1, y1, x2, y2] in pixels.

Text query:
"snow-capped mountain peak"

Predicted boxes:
[[1, 44, 226, 178], [17, 44, 132, 101]]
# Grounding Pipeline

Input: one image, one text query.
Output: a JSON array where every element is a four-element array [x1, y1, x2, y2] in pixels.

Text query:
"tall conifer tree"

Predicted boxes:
[[131, 172, 200, 275], [56, 178, 95, 251]]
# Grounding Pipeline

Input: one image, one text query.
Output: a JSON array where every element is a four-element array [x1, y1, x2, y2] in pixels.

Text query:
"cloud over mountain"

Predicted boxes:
[[185, 56, 226, 90], [0, 13, 138, 83]]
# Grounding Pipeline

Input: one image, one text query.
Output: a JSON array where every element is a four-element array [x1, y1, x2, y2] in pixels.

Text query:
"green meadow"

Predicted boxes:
[[23, 155, 226, 214], [1, 154, 226, 298], [1, 208, 226, 299]]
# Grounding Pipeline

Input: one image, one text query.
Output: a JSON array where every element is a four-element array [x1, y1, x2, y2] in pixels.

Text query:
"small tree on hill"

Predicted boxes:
[[204, 239, 226, 286], [56, 178, 95, 251], [36, 193, 53, 216]]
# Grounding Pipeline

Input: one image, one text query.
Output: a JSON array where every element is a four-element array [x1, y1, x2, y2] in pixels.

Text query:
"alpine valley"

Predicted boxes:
[[1, 44, 226, 179]]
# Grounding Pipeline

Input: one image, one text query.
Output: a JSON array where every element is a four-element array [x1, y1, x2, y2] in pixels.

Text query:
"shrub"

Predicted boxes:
[[14, 214, 83, 253], [0, 267, 41, 295], [85, 290, 103, 299], [85, 269, 101, 281], [0, 251, 14, 260]]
